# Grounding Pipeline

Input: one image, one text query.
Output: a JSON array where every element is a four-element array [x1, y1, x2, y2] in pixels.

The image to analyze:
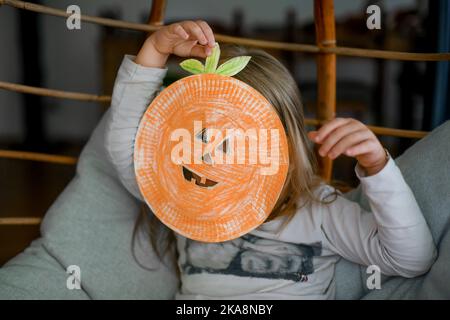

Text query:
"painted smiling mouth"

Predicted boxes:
[[182, 166, 218, 188]]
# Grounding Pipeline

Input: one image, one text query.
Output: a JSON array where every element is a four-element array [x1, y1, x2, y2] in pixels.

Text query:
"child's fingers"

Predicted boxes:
[[190, 44, 209, 58], [196, 20, 215, 47], [317, 121, 364, 156], [171, 23, 189, 40], [182, 21, 208, 45], [313, 118, 351, 143], [345, 139, 377, 157], [326, 130, 372, 159]]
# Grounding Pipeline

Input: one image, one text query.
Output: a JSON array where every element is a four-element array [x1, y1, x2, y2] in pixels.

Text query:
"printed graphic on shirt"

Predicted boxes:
[[181, 234, 322, 282]]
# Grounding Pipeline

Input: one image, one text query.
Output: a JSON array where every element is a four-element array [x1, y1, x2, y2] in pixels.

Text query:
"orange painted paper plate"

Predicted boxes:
[[134, 44, 289, 242]]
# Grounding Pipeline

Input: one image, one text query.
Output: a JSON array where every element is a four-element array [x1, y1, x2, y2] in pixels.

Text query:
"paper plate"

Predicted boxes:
[[134, 73, 289, 242]]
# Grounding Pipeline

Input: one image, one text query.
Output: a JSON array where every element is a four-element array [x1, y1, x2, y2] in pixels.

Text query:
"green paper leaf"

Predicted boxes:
[[216, 56, 251, 77], [204, 43, 220, 73], [179, 59, 204, 74], [179, 43, 252, 77]]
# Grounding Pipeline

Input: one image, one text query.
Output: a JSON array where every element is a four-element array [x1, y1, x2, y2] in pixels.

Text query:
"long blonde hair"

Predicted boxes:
[[133, 45, 330, 266]]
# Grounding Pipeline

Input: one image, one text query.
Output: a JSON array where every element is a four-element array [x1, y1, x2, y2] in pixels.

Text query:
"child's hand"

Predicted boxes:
[[308, 118, 388, 176], [135, 21, 215, 69]]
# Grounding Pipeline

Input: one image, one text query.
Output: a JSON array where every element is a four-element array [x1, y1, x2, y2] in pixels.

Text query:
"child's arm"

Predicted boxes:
[[105, 21, 215, 199], [309, 118, 437, 277]]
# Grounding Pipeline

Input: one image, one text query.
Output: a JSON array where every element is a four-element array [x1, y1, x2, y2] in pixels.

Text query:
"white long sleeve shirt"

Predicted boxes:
[[105, 55, 437, 299]]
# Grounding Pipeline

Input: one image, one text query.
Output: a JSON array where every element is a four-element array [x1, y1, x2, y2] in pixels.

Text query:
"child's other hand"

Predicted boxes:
[[308, 118, 388, 176], [136, 21, 215, 68]]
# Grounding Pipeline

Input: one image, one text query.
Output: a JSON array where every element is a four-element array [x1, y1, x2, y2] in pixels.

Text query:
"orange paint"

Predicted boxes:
[[134, 73, 289, 242]]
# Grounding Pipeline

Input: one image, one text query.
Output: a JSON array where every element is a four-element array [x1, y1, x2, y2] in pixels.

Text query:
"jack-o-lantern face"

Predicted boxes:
[[134, 45, 289, 242]]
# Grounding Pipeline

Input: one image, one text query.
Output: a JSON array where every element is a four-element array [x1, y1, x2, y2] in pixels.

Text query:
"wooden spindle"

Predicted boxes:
[[314, 0, 336, 182], [147, 0, 166, 26]]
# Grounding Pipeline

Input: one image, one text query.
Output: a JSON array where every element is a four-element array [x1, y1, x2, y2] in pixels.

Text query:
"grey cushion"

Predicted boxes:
[[341, 121, 450, 299], [0, 110, 448, 299], [0, 111, 179, 299]]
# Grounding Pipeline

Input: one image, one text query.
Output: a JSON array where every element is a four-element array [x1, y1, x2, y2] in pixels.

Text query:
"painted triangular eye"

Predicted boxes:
[[216, 138, 229, 154], [196, 128, 209, 143]]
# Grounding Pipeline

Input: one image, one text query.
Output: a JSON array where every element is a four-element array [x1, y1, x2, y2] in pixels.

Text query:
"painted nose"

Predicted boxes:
[[202, 153, 213, 165]]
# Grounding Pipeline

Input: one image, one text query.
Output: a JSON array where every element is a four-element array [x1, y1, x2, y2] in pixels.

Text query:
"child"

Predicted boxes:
[[105, 21, 436, 299]]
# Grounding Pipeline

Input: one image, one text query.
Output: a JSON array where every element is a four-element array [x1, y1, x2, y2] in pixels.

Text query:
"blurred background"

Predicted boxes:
[[0, 0, 449, 264]]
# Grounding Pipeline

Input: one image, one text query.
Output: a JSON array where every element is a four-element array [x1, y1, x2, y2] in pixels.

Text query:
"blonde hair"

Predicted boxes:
[[222, 45, 324, 221], [133, 45, 331, 266]]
